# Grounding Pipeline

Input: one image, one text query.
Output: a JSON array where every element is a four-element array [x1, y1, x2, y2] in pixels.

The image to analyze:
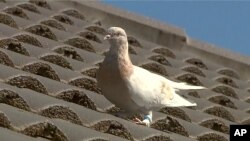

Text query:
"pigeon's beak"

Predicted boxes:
[[104, 34, 111, 40]]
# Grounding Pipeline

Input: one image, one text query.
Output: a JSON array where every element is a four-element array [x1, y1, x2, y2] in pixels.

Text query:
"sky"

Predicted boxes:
[[102, 1, 250, 57]]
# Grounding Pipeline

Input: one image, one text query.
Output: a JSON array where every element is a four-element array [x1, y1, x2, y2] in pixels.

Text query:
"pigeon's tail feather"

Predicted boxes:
[[163, 93, 197, 107], [166, 80, 205, 90]]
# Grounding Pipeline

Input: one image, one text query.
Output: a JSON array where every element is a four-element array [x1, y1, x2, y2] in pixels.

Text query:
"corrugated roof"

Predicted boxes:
[[0, 0, 250, 141]]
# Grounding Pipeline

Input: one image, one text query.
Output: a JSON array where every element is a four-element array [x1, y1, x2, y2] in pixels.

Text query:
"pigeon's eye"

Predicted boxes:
[[113, 33, 120, 36], [112, 33, 118, 36], [110, 32, 122, 37]]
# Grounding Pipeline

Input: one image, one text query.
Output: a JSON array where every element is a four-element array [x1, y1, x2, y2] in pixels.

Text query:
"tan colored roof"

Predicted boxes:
[[1, 0, 250, 141]]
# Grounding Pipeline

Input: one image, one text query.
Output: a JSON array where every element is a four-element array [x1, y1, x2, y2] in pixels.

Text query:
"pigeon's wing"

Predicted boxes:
[[127, 66, 173, 109], [127, 66, 196, 109]]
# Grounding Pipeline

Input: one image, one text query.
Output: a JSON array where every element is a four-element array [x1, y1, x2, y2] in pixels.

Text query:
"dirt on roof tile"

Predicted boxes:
[[153, 48, 175, 59], [128, 46, 137, 55], [17, 3, 40, 14], [40, 54, 72, 70], [0, 13, 18, 28], [200, 119, 229, 134], [86, 26, 107, 35], [149, 55, 171, 66], [0, 113, 12, 129], [68, 77, 101, 94], [21, 62, 60, 81], [128, 36, 142, 48], [204, 106, 235, 122], [62, 9, 85, 20], [81, 68, 98, 79], [176, 73, 203, 86], [6, 75, 48, 94], [64, 37, 95, 53], [41, 19, 66, 31], [25, 25, 57, 41], [0, 89, 30, 111], [186, 58, 208, 70], [218, 69, 239, 79], [142, 135, 173, 141], [53, 14, 74, 25], [0, 50, 15, 67], [212, 85, 238, 99], [78, 31, 102, 43], [216, 77, 238, 88], [91, 120, 134, 141], [160, 107, 191, 122], [151, 116, 189, 137], [29, 0, 51, 10], [140, 62, 168, 76], [21, 122, 68, 141], [56, 89, 97, 110], [182, 66, 205, 77], [39, 105, 82, 125], [208, 95, 237, 109], [13, 34, 43, 47], [197, 133, 228, 141], [53, 46, 84, 62], [0, 38, 29, 56], [3, 7, 29, 19]]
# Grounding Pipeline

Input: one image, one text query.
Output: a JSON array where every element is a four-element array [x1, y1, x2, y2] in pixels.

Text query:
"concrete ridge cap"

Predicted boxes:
[[187, 37, 250, 66], [71, 0, 187, 37]]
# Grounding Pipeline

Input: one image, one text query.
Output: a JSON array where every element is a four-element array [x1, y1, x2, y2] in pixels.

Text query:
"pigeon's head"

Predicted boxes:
[[104, 27, 128, 46]]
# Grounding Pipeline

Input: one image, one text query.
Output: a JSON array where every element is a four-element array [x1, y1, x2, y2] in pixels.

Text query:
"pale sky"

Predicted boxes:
[[103, 1, 250, 57]]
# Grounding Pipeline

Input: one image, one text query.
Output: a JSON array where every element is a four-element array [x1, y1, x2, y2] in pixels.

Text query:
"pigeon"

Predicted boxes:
[[97, 27, 205, 126]]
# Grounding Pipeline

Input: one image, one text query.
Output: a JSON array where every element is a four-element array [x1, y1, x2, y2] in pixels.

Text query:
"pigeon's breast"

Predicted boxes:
[[97, 64, 140, 112]]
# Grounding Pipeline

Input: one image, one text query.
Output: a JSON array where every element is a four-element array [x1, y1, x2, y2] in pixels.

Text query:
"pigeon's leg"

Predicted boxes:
[[134, 111, 152, 127]]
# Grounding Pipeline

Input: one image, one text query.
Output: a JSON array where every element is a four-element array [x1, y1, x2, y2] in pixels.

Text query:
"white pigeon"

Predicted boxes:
[[97, 27, 205, 126]]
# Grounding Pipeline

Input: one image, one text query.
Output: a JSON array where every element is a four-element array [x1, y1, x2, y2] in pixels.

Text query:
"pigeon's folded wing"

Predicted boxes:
[[127, 66, 173, 109], [127, 66, 196, 109]]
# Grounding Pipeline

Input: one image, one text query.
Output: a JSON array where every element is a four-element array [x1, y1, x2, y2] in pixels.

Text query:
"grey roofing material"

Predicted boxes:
[[0, 0, 249, 141]]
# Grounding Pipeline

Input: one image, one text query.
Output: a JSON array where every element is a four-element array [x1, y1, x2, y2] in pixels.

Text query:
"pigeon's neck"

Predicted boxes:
[[106, 43, 133, 78], [109, 42, 128, 56]]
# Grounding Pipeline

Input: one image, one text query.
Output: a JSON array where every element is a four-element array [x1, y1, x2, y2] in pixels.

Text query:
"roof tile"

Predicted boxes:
[[1, 0, 249, 140]]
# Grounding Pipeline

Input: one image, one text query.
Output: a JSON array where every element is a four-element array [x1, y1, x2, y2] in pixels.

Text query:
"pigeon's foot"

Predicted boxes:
[[134, 115, 151, 127]]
